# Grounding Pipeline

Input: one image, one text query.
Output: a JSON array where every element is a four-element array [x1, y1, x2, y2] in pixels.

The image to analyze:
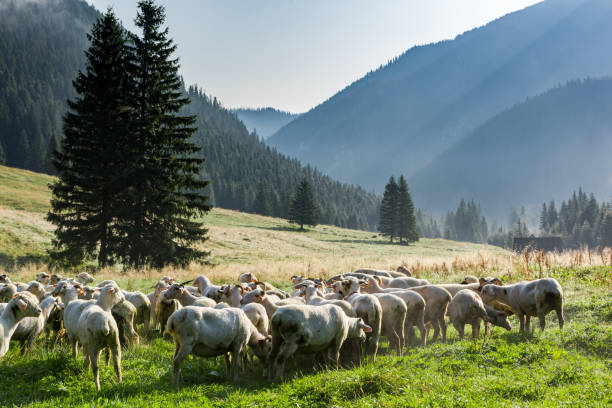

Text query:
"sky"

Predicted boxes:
[[88, 0, 541, 113]]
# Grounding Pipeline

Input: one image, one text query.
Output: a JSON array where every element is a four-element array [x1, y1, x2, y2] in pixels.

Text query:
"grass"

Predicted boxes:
[[1, 164, 611, 406]]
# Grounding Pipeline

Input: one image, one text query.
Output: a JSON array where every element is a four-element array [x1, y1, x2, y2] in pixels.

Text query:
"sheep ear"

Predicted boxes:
[[374, 276, 381, 284], [492, 278, 503, 286], [358, 321, 372, 332], [12, 293, 19, 299], [238, 286, 244, 295], [17, 299, 28, 311], [479, 278, 486, 286]]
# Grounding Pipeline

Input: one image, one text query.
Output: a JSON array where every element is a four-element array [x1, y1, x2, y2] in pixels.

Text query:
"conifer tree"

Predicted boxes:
[[47, 9, 130, 267], [539, 202, 548, 234], [288, 178, 318, 231], [379, 176, 399, 242], [121, 0, 210, 268], [252, 182, 272, 216], [397, 175, 418, 243]]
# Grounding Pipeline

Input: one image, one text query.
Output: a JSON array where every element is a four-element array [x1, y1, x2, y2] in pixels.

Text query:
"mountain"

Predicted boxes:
[[0, 0, 98, 172], [409, 78, 612, 217], [267, 0, 612, 192], [0, 0, 379, 230], [233, 107, 299, 139]]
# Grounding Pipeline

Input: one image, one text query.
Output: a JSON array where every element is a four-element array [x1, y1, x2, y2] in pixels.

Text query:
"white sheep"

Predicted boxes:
[[147, 280, 170, 330], [220, 285, 269, 335], [162, 283, 216, 308], [120, 290, 151, 336], [0, 295, 62, 354], [238, 272, 258, 283], [299, 285, 354, 317], [447, 289, 488, 339], [70, 284, 125, 390], [155, 291, 182, 335], [75, 272, 95, 284], [193, 275, 223, 301], [168, 306, 271, 384], [0, 292, 42, 357], [480, 278, 564, 331], [36, 272, 50, 285], [0, 283, 17, 303], [370, 293, 406, 355], [268, 304, 371, 380]]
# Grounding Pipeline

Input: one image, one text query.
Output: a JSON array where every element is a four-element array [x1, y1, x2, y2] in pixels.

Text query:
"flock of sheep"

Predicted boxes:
[[0, 268, 565, 391]]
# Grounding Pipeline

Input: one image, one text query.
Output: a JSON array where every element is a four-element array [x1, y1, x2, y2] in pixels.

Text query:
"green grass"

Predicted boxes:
[[1, 267, 611, 407]]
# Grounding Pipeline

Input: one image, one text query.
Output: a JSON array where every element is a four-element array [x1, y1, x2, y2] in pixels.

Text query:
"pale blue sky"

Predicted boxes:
[[88, 0, 541, 113]]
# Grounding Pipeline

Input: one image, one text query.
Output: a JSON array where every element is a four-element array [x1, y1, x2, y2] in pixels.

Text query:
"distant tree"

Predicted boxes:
[[252, 182, 272, 216], [121, 0, 211, 268], [601, 211, 612, 247], [288, 178, 318, 231], [379, 176, 399, 242], [397, 175, 418, 243], [547, 200, 558, 230], [47, 10, 130, 267], [539, 202, 548, 234]]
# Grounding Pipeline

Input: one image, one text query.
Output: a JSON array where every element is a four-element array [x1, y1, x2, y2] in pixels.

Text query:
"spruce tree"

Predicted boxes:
[[122, 0, 210, 268], [397, 175, 419, 243], [47, 9, 130, 267], [379, 176, 399, 242], [252, 182, 272, 216], [288, 178, 318, 231]]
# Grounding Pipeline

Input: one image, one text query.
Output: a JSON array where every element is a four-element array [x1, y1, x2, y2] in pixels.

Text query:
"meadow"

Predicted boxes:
[[1, 164, 611, 407]]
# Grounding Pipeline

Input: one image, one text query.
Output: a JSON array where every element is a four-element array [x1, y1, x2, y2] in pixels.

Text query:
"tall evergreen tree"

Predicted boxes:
[[47, 9, 130, 267], [397, 175, 418, 243], [288, 178, 318, 231], [539, 202, 548, 234], [121, 0, 210, 268], [252, 182, 272, 216], [379, 176, 399, 242]]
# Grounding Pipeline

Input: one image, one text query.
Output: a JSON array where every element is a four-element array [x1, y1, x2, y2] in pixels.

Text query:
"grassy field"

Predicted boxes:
[[1, 164, 611, 407]]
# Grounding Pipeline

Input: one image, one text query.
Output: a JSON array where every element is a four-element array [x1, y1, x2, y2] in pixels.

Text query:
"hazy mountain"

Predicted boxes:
[[267, 0, 612, 193], [233, 107, 299, 139], [409, 78, 612, 218]]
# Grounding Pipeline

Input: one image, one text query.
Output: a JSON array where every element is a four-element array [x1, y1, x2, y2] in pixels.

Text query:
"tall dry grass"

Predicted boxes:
[[5, 247, 611, 290]]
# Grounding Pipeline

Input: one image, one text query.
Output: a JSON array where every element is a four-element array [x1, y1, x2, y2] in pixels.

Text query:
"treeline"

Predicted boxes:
[[0, 0, 98, 171], [185, 86, 380, 231], [418, 191, 612, 249]]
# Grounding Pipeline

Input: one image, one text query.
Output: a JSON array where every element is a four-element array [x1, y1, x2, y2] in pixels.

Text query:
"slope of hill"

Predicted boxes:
[[268, 0, 612, 193], [0, 0, 379, 230], [409, 78, 612, 217], [0, 164, 504, 268], [233, 107, 299, 139], [0, 0, 98, 172]]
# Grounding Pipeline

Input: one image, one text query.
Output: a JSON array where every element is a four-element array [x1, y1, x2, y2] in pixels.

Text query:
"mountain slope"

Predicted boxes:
[[0, 0, 98, 172], [409, 78, 612, 217], [233, 107, 299, 139], [267, 0, 612, 191]]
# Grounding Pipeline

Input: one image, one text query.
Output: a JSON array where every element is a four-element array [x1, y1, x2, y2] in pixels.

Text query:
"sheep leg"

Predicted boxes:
[[89, 347, 101, 391], [70, 336, 79, 357], [430, 320, 440, 342], [452, 320, 464, 340], [417, 318, 426, 346], [405, 325, 415, 348], [224, 353, 231, 378], [111, 342, 122, 384], [105, 347, 111, 366], [555, 299, 564, 329], [472, 319, 481, 339], [173, 343, 192, 387], [389, 331, 401, 356], [537, 306, 547, 331], [276, 340, 298, 380], [231, 345, 243, 382], [518, 312, 526, 332], [439, 316, 447, 342]]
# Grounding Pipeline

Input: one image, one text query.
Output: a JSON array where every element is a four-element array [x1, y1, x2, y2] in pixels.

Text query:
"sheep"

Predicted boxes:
[[386, 284, 451, 343], [0, 295, 62, 354], [1, 292, 42, 357], [0, 274, 10, 284], [120, 290, 151, 336], [24, 281, 46, 301], [76, 272, 94, 284], [36, 272, 50, 285], [220, 285, 269, 335], [49, 274, 63, 285], [155, 291, 182, 334], [483, 304, 512, 331], [386, 276, 430, 289], [268, 304, 372, 380], [380, 289, 427, 347], [396, 266, 412, 277], [168, 306, 271, 384], [147, 280, 170, 330], [52, 281, 84, 306], [299, 285, 354, 316], [369, 293, 406, 355], [112, 300, 139, 348], [461, 275, 479, 284], [238, 272, 258, 283], [71, 284, 125, 390], [251, 281, 290, 299], [448, 289, 489, 339], [44, 299, 65, 346], [0, 283, 17, 302], [241, 289, 301, 320], [331, 278, 383, 360], [480, 278, 564, 332], [163, 283, 216, 308], [193, 275, 223, 302], [353, 268, 393, 278]]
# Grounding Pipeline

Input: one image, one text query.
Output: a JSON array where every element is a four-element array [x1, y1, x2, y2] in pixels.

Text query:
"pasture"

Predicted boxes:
[[1, 165, 611, 406]]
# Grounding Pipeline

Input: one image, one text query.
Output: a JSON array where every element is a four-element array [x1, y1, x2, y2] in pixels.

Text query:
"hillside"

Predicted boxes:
[[0, 164, 505, 269], [0, 0, 380, 230], [233, 107, 299, 139], [409, 78, 612, 216], [268, 0, 612, 196]]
